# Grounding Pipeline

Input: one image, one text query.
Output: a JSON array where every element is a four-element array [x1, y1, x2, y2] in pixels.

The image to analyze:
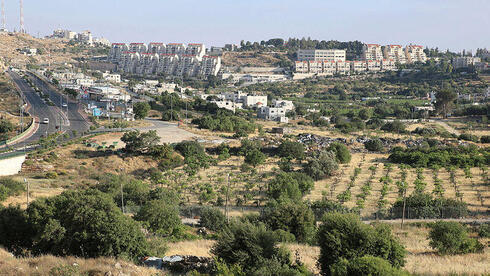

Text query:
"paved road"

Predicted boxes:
[[27, 72, 90, 135], [7, 71, 60, 146]]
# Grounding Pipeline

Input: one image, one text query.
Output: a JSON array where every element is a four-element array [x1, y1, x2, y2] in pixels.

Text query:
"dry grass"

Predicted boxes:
[[0, 248, 162, 276], [165, 240, 215, 257]]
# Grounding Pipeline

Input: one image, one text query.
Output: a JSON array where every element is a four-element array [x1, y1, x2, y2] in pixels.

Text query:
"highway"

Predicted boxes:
[[6, 70, 90, 149], [26, 72, 90, 135]]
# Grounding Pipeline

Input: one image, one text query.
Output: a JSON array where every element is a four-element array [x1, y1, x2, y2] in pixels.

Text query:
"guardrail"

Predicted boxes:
[[0, 117, 35, 148], [0, 151, 25, 161]]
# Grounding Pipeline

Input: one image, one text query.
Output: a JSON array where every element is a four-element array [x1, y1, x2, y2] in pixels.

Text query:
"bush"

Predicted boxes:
[[277, 140, 305, 160], [211, 220, 294, 273], [96, 174, 150, 207], [134, 199, 183, 238], [459, 133, 479, 142], [327, 142, 351, 164], [0, 178, 25, 202], [481, 135, 490, 143], [45, 171, 58, 179], [318, 213, 406, 275], [303, 150, 339, 180], [364, 138, 384, 152], [477, 223, 490, 238], [330, 255, 409, 276], [381, 120, 406, 133], [244, 149, 266, 167], [311, 197, 350, 221], [260, 199, 315, 243], [429, 221, 484, 255], [121, 130, 161, 154], [133, 102, 151, 120], [267, 172, 314, 201], [24, 189, 148, 259], [391, 192, 468, 219], [199, 207, 227, 232]]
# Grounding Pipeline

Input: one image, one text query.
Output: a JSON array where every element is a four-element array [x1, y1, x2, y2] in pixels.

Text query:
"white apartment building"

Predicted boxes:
[[211, 100, 240, 113], [166, 43, 186, 55], [322, 61, 337, 75], [362, 44, 383, 61], [77, 30, 93, 45], [336, 61, 350, 75], [405, 45, 427, 63], [149, 43, 166, 54], [453, 56, 482, 69], [102, 72, 121, 83], [53, 29, 77, 40], [295, 61, 309, 73], [308, 61, 324, 74], [76, 78, 94, 87], [129, 43, 148, 53], [200, 56, 221, 77], [87, 86, 131, 102], [186, 43, 206, 57], [297, 49, 346, 62], [381, 59, 397, 71], [109, 43, 130, 63], [351, 61, 368, 73], [384, 45, 407, 64], [366, 60, 381, 72], [272, 99, 294, 112], [258, 106, 289, 123], [242, 95, 267, 107]]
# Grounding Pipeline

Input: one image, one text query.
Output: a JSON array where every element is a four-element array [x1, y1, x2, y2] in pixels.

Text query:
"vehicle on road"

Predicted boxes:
[[62, 103, 68, 108], [42, 118, 49, 124]]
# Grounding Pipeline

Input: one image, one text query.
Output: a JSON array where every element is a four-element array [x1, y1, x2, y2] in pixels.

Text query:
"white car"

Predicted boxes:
[[42, 118, 49, 124], [62, 103, 68, 108]]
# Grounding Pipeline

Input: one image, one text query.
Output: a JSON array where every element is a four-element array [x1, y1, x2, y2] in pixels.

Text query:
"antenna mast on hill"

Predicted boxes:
[[1, 0, 6, 30], [19, 0, 25, 33]]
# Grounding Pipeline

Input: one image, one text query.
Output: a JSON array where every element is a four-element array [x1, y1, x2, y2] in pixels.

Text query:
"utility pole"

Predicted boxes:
[[401, 187, 407, 229], [120, 168, 125, 214], [25, 178, 29, 206], [19, 0, 24, 33], [225, 173, 230, 223], [1, 0, 5, 30]]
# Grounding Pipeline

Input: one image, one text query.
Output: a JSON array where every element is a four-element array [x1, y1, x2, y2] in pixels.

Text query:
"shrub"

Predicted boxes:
[[328, 142, 351, 164], [267, 172, 314, 201], [260, 199, 315, 243], [0, 178, 25, 202], [277, 140, 305, 160], [459, 133, 479, 142], [481, 136, 490, 143], [303, 150, 339, 180], [133, 102, 151, 120], [244, 149, 266, 167], [429, 221, 484, 255], [391, 192, 468, 219], [134, 199, 183, 238], [311, 197, 350, 221], [121, 130, 160, 154], [330, 255, 409, 276], [364, 138, 384, 152], [199, 207, 227, 232], [381, 120, 406, 133], [211, 220, 293, 273], [318, 213, 406, 275], [477, 223, 490, 238], [45, 171, 58, 179], [24, 189, 148, 259]]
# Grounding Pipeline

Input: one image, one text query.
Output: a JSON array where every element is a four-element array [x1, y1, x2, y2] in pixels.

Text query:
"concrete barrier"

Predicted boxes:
[[0, 152, 26, 176]]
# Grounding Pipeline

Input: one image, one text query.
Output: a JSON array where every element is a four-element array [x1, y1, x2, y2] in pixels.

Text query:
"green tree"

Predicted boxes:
[[278, 140, 305, 160], [429, 221, 484, 255], [303, 150, 339, 180], [133, 102, 151, 120], [134, 199, 183, 237], [318, 213, 406, 275], [330, 255, 409, 276], [364, 138, 384, 152], [260, 199, 315, 243], [25, 189, 148, 259], [211, 220, 292, 273], [245, 149, 266, 167], [121, 130, 160, 154], [327, 143, 351, 164], [199, 207, 227, 232], [268, 172, 314, 201], [435, 89, 457, 118]]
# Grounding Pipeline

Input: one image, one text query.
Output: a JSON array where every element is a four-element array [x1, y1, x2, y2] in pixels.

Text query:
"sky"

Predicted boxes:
[[2, 0, 489, 52]]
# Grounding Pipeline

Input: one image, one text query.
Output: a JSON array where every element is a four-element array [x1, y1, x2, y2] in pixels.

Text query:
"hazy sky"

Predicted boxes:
[[2, 0, 489, 51]]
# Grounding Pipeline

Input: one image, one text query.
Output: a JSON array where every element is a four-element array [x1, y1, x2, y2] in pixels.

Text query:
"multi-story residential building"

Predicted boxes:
[[452, 56, 482, 69], [308, 61, 323, 74], [129, 43, 148, 53], [211, 100, 240, 113], [384, 45, 407, 64], [351, 61, 368, 73], [102, 72, 121, 83], [242, 95, 267, 107], [77, 30, 93, 45], [381, 59, 397, 71], [109, 43, 129, 63], [336, 61, 350, 74], [186, 43, 206, 57], [258, 106, 289, 123], [297, 49, 346, 62], [362, 44, 383, 60], [322, 61, 337, 75], [166, 43, 186, 55], [156, 54, 180, 76], [405, 45, 427, 63], [121, 52, 141, 74], [136, 53, 159, 75], [199, 56, 221, 77], [366, 60, 381, 72], [148, 43, 166, 55], [295, 61, 309, 73], [272, 99, 294, 112], [53, 29, 77, 40]]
